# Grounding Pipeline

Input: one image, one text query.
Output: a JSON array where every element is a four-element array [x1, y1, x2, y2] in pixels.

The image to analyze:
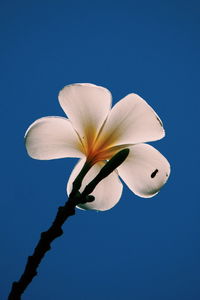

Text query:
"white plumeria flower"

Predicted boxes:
[[25, 83, 170, 211]]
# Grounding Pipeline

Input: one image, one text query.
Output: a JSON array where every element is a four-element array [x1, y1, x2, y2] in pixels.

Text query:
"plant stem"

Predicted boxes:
[[8, 149, 129, 299], [8, 161, 93, 300]]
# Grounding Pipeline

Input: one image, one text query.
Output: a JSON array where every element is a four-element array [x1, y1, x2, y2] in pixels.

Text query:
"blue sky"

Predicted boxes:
[[1, 0, 200, 299]]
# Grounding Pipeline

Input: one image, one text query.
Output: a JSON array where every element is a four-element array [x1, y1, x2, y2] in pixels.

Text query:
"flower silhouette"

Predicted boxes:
[[25, 83, 170, 211]]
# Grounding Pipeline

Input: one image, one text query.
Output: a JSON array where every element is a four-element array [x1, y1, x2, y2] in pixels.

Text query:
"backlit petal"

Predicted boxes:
[[58, 83, 112, 152], [117, 144, 170, 198], [67, 159, 123, 211], [25, 117, 84, 160], [97, 93, 165, 148]]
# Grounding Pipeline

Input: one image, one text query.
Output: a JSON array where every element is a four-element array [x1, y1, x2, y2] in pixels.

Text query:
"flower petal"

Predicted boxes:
[[25, 117, 84, 160], [117, 144, 170, 198], [67, 159, 123, 211], [98, 93, 165, 148], [58, 83, 112, 151]]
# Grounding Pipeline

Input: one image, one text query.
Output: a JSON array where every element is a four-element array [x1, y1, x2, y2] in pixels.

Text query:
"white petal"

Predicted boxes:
[[67, 159, 123, 211], [98, 93, 165, 147], [25, 117, 84, 160], [58, 83, 112, 149], [117, 144, 170, 198]]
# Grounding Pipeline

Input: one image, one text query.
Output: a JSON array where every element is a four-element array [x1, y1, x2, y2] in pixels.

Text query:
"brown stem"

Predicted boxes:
[[8, 191, 94, 300], [8, 161, 93, 300], [8, 149, 129, 299]]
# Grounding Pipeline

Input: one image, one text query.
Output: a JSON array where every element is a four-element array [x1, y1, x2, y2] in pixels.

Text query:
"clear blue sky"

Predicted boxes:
[[1, 0, 200, 299]]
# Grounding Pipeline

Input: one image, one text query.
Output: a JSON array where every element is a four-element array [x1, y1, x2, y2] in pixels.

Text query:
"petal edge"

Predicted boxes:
[[25, 116, 84, 160], [98, 93, 165, 148], [117, 144, 170, 198]]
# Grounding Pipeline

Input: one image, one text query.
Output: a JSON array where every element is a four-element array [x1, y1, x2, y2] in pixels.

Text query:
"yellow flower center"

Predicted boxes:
[[80, 126, 124, 165]]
